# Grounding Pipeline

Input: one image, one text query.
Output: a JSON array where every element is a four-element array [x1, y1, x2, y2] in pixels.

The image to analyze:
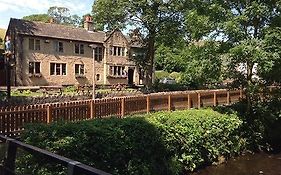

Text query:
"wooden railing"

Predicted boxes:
[[0, 89, 243, 135], [0, 135, 111, 175]]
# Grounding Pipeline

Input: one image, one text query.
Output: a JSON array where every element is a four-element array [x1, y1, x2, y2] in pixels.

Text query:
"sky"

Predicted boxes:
[[0, 0, 94, 29]]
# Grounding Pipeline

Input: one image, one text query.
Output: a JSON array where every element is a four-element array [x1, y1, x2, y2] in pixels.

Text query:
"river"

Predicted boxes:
[[192, 152, 281, 175]]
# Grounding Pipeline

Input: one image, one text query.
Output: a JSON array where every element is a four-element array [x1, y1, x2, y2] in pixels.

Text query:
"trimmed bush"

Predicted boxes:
[[19, 109, 245, 175]]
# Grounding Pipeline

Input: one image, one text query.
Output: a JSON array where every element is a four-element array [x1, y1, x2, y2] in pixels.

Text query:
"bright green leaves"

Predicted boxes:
[[184, 10, 214, 41]]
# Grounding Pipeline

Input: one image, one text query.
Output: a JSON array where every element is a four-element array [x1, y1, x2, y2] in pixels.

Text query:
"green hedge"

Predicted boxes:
[[19, 109, 245, 175]]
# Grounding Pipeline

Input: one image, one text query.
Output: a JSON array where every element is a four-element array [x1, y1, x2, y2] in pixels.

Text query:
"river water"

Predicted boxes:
[[192, 152, 281, 175]]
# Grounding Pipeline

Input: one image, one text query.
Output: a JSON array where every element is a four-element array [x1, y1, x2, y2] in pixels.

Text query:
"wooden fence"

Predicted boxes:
[[0, 89, 243, 135]]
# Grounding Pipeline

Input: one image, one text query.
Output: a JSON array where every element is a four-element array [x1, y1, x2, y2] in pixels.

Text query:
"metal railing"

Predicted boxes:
[[0, 134, 111, 175]]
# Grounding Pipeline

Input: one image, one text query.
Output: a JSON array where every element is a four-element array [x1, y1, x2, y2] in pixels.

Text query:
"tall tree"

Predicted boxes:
[[23, 7, 81, 27], [92, 0, 184, 88], [47, 6, 81, 27], [207, 0, 281, 110]]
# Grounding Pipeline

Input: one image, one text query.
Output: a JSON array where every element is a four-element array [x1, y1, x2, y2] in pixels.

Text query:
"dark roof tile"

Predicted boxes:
[[9, 18, 105, 43]]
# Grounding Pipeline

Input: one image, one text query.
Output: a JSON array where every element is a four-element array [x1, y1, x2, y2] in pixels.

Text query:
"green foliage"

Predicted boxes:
[[22, 7, 81, 27], [180, 41, 222, 88], [20, 109, 245, 175], [48, 6, 81, 27], [23, 14, 50, 23], [63, 86, 76, 93], [215, 94, 281, 151], [155, 45, 185, 73]]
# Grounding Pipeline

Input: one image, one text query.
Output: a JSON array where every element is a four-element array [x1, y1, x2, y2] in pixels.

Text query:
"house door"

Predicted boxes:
[[128, 68, 134, 85]]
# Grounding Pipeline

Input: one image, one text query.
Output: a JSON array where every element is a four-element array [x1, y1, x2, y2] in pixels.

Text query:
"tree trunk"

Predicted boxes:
[[145, 31, 156, 89], [246, 61, 253, 114]]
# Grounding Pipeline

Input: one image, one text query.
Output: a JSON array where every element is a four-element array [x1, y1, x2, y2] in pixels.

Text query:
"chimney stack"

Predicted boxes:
[[84, 15, 94, 31], [49, 18, 56, 24]]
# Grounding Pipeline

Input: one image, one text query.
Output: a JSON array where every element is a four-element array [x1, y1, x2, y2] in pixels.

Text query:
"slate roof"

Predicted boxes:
[[8, 18, 105, 43]]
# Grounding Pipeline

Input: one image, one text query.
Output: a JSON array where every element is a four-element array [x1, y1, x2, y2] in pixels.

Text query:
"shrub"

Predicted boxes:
[[19, 109, 245, 175]]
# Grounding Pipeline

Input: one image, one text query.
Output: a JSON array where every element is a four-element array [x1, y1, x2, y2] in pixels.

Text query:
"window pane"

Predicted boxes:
[[56, 64, 61, 75], [75, 64, 79, 74], [122, 48, 125, 56], [118, 47, 121, 56], [59, 42, 63, 52], [35, 40, 40, 50], [50, 63, 55, 75], [62, 64, 66, 75], [114, 66, 117, 75], [114, 47, 117, 56], [80, 44, 84, 54], [29, 39, 34, 50], [80, 65, 84, 74], [96, 74, 100, 81], [35, 62, 40, 73], [75, 44, 79, 54], [29, 62, 34, 74], [117, 66, 121, 76]]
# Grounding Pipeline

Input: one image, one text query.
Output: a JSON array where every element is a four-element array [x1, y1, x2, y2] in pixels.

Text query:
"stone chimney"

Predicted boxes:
[[84, 15, 94, 31], [49, 18, 56, 24]]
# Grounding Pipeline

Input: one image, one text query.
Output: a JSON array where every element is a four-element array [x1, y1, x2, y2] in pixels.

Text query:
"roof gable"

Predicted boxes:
[[104, 28, 129, 45]]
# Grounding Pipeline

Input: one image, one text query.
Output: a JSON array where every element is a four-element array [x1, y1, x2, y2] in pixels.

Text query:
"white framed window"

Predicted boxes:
[[54, 41, 64, 53], [75, 64, 84, 75], [74, 43, 84, 54], [29, 62, 40, 74], [110, 46, 126, 56], [50, 63, 66, 75], [109, 66, 126, 77], [29, 39, 40, 50]]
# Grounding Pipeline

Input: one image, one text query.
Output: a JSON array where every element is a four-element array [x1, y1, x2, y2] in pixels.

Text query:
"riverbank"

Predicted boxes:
[[192, 151, 281, 175]]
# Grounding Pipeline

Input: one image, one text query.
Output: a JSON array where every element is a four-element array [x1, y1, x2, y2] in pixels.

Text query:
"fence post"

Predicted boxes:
[[213, 91, 217, 106], [90, 100, 94, 119], [168, 95, 171, 111], [4, 138, 17, 175], [187, 94, 191, 109], [146, 96, 150, 114], [197, 92, 201, 109], [121, 98, 125, 117], [46, 105, 52, 124], [227, 90, 230, 105]]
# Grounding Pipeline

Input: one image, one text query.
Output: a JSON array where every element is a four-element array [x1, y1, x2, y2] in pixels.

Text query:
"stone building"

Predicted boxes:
[[4, 17, 144, 86]]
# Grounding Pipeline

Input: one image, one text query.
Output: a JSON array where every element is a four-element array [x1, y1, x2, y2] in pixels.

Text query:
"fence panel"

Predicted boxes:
[[94, 98, 122, 118], [229, 90, 241, 103], [0, 89, 245, 134], [200, 91, 216, 107], [150, 95, 169, 112], [216, 90, 228, 105], [170, 93, 189, 110], [51, 100, 91, 122], [124, 96, 147, 115], [0, 105, 47, 136]]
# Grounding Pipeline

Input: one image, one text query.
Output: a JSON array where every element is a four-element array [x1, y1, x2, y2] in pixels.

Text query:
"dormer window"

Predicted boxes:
[[75, 43, 84, 54]]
